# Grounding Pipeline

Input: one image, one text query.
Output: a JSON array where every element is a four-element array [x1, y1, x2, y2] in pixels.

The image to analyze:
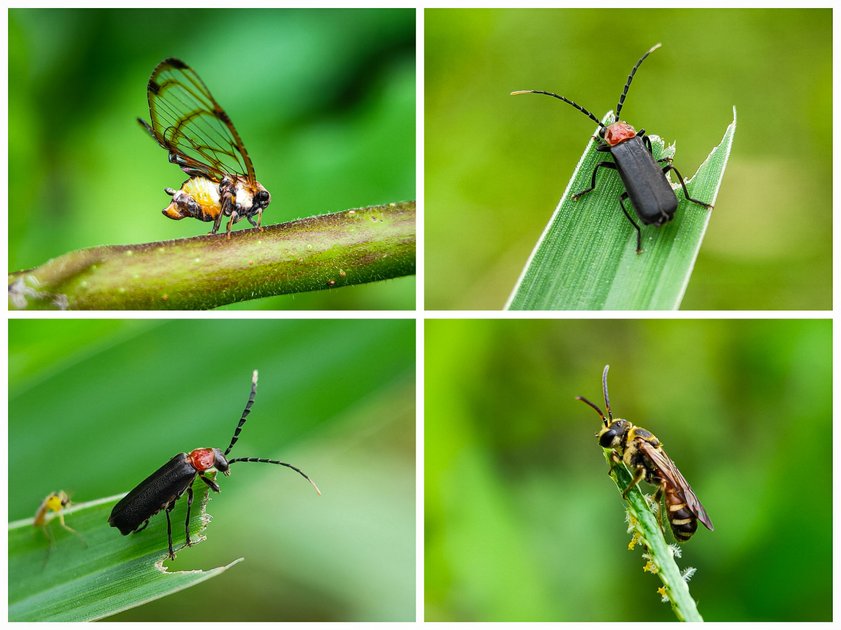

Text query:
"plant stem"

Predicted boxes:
[[8, 201, 415, 310], [606, 453, 704, 622]]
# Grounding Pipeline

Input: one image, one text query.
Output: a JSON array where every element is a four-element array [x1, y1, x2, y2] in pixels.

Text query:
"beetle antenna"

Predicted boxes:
[[601, 364, 613, 419], [227, 457, 322, 495], [224, 370, 259, 456], [615, 43, 661, 121], [511, 90, 605, 129]]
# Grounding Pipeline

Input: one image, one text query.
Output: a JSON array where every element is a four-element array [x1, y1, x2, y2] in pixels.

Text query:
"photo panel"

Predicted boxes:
[[425, 8, 830, 310], [425, 318, 830, 621], [9, 318, 416, 621], [9, 8, 416, 310]]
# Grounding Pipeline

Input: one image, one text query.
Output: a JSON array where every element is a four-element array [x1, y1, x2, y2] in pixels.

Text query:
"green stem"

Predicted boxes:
[[606, 452, 704, 622], [8, 201, 415, 310]]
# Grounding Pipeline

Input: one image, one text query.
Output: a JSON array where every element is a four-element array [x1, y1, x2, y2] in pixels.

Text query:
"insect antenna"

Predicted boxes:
[[510, 90, 605, 129], [227, 457, 322, 495], [615, 43, 661, 121], [576, 364, 614, 426], [600, 364, 613, 419], [224, 369, 259, 457]]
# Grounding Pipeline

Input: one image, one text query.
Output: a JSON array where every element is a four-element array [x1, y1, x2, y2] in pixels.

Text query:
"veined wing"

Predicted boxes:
[[139, 58, 256, 183], [639, 440, 714, 530]]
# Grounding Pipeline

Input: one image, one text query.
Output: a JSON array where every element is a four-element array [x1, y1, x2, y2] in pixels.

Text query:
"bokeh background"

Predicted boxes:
[[9, 8, 415, 309], [425, 319, 831, 621], [425, 9, 831, 309], [9, 319, 415, 621]]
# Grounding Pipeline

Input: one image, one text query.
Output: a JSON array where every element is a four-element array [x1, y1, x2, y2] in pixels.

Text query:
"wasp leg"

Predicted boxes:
[[621, 465, 647, 499], [653, 485, 668, 535], [572, 161, 618, 200]]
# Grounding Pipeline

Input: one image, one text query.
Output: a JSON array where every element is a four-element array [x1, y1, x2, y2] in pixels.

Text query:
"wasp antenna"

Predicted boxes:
[[224, 370, 259, 456], [576, 395, 608, 426], [227, 457, 322, 496], [601, 365, 614, 420], [511, 90, 605, 129], [615, 43, 662, 121]]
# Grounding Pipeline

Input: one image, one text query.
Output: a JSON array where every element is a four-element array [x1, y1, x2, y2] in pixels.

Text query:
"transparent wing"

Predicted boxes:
[[639, 441, 714, 530], [140, 58, 256, 182]]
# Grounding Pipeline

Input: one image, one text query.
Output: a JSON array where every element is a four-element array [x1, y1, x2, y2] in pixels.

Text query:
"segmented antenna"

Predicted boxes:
[[615, 43, 661, 121], [576, 364, 613, 425], [600, 364, 613, 419], [227, 457, 322, 495], [224, 369, 259, 456], [510, 89, 605, 129]]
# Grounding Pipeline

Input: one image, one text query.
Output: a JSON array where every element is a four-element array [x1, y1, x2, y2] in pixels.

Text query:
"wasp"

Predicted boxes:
[[138, 58, 271, 237], [577, 365, 713, 542]]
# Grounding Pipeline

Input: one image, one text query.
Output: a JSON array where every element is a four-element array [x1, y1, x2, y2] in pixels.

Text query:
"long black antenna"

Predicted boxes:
[[227, 457, 322, 495], [510, 89, 605, 129], [224, 370, 321, 495], [615, 43, 661, 120], [224, 369, 259, 456]]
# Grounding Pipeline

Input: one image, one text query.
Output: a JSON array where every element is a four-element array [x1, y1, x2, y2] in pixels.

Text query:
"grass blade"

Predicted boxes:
[[9, 481, 240, 621], [506, 109, 736, 310]]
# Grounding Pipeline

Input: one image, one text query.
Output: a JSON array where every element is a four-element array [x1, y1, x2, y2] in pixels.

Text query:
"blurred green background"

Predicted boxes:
[[9, 8, 415, 309], [425, 319, 831, 621], [425, 9, 831, 309], [9, 319, 415, 621]]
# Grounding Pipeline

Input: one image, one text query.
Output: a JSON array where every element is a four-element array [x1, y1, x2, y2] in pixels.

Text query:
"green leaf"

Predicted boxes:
[[506, 109, 736, 310], [9, 480, 240, 622]]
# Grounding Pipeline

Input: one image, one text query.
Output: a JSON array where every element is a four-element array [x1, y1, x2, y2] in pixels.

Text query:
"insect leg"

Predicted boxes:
[[572, 161, 618, 200], [662, 164, 714, 209], [198, 473, 221, 493], [653, 485, 668, 535], [165, 501, 176, 559], [184, 485, 193, 547], [621, 465, 647, 499], [618, 192, 644, 253]]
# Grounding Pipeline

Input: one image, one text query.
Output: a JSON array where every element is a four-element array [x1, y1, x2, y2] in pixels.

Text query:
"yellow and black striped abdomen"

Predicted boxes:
[[663, 484, 698, 542]]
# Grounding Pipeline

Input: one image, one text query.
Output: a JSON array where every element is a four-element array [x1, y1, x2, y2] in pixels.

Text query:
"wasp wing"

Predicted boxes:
[[139, 58, 256, 183], [639, 440, 714, 530]]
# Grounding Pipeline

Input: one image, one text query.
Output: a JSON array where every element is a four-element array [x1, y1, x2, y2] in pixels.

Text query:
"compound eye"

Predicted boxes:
[[256, 190, 270, 204], [599, 430, 617, 448]]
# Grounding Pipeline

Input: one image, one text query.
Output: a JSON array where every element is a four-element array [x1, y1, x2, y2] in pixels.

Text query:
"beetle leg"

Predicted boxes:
[[198, 473, 221, 493], [572, 161, 618, 200], [165, 501, 176, 559], [662, 164, 714, 210], [618, 192, 644, 253], [621, 465, 647, 499], [184, 485, 194, 547]]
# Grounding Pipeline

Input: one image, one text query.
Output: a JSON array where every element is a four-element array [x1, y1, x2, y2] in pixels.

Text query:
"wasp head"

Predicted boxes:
[[597, 419, 631, 450]]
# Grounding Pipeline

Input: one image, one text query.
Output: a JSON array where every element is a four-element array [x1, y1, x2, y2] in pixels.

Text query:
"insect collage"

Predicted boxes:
[[7, 6, 832, 626]]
